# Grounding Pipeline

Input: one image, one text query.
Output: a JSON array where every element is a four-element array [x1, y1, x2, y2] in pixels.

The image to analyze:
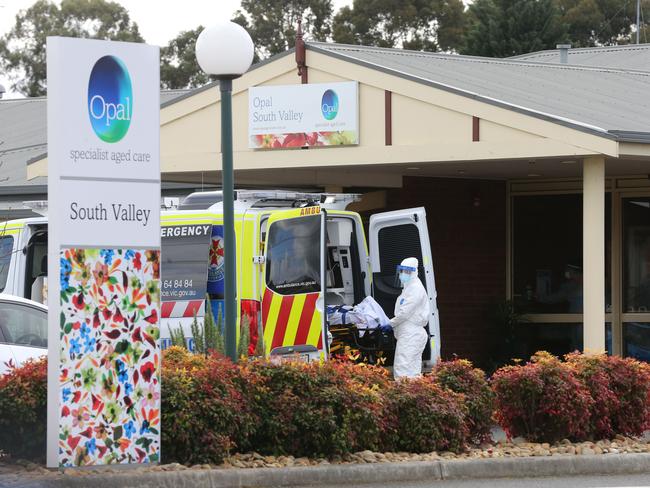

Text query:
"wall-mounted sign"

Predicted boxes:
[[46, 37, 161, 468], [249, 81, 359, 149]]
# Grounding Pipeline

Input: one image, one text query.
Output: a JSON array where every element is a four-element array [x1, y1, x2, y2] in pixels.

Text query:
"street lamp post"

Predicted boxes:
[[196, 22, 254, 362]]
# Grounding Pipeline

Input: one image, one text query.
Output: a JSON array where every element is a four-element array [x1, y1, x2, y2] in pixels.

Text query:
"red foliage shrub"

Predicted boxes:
[[432, 359, 495, 444], [491, 352, 593, 443], [0, 357, 47, 460], [565, 353, 619, 439], [161, 347, 257, 465], [243, 359, 386, 457], [382, 378, 468, 453], [567, 353, 650, 438]]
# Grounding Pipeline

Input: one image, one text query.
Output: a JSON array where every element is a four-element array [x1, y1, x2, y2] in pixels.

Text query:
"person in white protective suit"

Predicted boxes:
[[390, 257, 430, 379]]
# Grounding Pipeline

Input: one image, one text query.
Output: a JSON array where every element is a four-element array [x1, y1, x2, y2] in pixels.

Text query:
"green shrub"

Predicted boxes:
[[492, 352, 593, 443], [432, 359, 495, 444], [382, 378, 468, 453], [0, 357, 47, 460]]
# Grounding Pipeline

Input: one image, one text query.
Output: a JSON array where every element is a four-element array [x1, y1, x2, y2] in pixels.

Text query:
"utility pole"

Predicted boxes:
[[637, 0, 641, 44]]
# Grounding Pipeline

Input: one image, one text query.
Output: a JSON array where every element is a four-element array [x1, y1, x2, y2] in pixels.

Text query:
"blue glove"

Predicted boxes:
[[379, 324, 393, 333]]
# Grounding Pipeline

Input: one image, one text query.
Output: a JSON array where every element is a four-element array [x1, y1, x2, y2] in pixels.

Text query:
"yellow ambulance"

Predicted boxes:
[[0, 191, 441, 365]]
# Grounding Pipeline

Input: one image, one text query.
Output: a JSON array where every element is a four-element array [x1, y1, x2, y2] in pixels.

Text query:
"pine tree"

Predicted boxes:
[[238, 316, 251, 361], [214, 307, 226, 356], [254, 320, 266, 358], [168, 323, 187, 350], [190, 311, 205, 354]]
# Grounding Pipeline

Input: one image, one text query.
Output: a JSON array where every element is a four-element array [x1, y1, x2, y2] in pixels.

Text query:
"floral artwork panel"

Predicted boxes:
[[58, 248, 160, 467], [250, 130, 358, 149]]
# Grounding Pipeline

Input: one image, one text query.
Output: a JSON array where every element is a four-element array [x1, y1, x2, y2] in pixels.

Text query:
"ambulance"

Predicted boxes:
[[0, 191, 441, 365]]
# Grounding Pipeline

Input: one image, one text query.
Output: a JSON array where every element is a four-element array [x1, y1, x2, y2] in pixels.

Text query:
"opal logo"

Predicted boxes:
[[87, 55, 132, 143], [321, 89, 339, 121]]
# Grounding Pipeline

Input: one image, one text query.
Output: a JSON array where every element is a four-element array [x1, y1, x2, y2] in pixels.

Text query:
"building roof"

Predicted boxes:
[[510, 44, 650, 71], [308, 42, 650, 142], [0, 89, 190, 187]]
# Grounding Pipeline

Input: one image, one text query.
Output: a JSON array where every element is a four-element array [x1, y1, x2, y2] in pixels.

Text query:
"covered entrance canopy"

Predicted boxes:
[[27, 42, 650, 363]]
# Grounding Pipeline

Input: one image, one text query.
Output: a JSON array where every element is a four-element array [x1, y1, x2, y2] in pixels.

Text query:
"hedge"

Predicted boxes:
[[2, 349, 650, 464], [492, 351, 650, 443]]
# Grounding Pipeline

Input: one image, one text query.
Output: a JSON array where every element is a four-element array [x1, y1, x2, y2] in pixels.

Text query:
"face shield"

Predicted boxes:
[[395, 264, 417, 287]]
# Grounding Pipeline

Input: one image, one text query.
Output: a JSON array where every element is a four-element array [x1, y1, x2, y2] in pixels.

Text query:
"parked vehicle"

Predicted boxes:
[[0, 191, 441, 366], [0, 294, 47, 374]]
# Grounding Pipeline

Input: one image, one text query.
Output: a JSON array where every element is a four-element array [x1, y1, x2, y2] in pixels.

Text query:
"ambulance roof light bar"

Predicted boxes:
[[23, 200, 48, 216], [235, 190, 361, 210]]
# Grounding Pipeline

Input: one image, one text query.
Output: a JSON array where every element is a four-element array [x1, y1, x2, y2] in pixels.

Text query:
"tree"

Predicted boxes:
[[232, 0, 333, 60], [554, 0, 650, 46], [0, 0, 143, 97], [332, 0, 466, 52], [462, 0, 568, 57], [160, 27, 214, 89]]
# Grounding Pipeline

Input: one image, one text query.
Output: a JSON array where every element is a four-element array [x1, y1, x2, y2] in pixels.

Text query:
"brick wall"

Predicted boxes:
[[386, 177, 506, 367]]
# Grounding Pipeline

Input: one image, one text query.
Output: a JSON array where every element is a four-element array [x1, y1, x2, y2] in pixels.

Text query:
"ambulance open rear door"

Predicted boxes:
[[368, 207, 440, 364]]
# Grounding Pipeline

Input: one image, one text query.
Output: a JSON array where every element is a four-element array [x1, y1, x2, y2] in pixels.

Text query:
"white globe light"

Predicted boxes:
[[195, 22, 254, 77]]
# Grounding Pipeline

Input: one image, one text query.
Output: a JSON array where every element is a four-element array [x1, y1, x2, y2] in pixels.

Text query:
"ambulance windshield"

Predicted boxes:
[[266, 215, 321, 295]]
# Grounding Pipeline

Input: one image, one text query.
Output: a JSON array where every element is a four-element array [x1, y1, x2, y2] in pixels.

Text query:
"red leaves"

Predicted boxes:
[[93, 309, 101, 328], [140, 362, 155, 383], [72, 293, 85, 310], [432, 359, 494, 445], [132, 327, 142, 343], [79, 426, 93, 438], [133, 252, 142, 271], [114, 306, 124, 325], [67, 435, 81, 450], [282, 133, 307, 147], [91, 393, 104, 414], [103, 329, 121, 340], [135, 447, 146, 463], [144, 309, 157, 324], [101, 308, 112, 321], [97, 444, 108, 458], [492, 353, 593, 443]]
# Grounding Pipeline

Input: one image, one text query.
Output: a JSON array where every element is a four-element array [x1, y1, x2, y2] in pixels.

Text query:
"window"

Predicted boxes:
[[512, 194, 611, 313], [160, 224, 212, 301], [266, 215, 321, 295], [515, 323, 583, 359], [0, 302, 47, 347], [0, 236, 13, 293], [623, 322, 650, 361], [623, 198, 650, 313]]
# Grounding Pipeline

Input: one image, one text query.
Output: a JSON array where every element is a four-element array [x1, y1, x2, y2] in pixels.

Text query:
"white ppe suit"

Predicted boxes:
[[391, 276, 430, 378]]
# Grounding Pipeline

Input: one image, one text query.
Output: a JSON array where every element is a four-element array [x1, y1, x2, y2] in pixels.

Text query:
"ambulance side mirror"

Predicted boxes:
[[315, 295, 325, 314]]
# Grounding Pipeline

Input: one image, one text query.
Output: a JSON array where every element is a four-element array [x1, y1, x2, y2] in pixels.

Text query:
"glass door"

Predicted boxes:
[[621, 195, 650, 360]]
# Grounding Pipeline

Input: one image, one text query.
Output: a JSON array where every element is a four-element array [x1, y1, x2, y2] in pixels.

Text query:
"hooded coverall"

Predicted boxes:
[[390, 276, 430, 378]]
